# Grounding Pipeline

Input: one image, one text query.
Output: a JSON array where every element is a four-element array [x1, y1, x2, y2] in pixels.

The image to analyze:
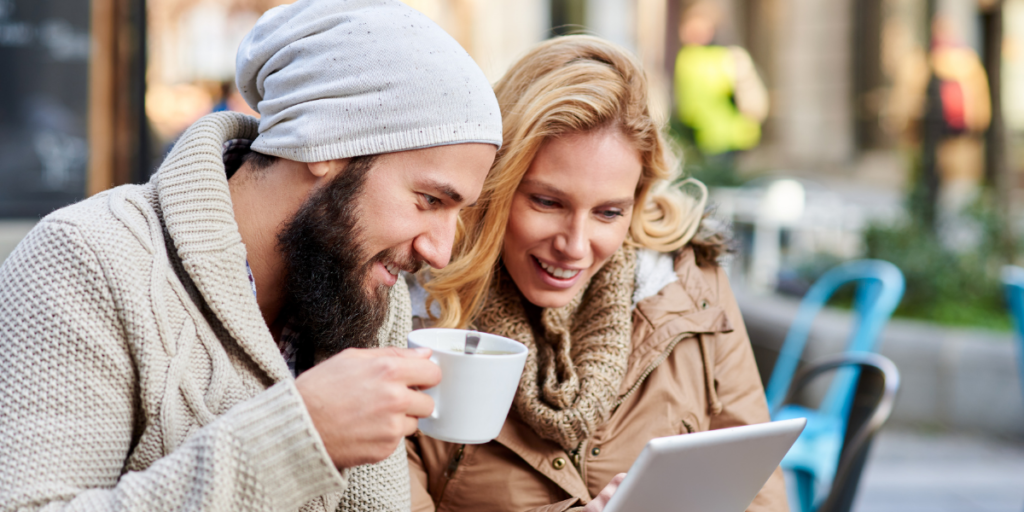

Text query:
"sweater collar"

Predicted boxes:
[[474, 246, 637, 452], [153, 111, 291, 383]]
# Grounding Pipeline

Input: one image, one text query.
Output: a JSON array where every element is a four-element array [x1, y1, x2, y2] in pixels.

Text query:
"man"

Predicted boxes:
[[0, 1, 500, 510]]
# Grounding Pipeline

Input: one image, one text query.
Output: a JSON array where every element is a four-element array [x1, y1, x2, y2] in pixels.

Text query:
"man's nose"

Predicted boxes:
[[413, 214, 456, 270]]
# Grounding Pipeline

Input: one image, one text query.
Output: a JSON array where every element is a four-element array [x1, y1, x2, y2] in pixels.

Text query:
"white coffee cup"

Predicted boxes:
[[408, 328, 528, 444]]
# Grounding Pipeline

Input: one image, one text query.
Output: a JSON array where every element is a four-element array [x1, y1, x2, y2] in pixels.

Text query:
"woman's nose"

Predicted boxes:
[[553, 216, 588, 260]]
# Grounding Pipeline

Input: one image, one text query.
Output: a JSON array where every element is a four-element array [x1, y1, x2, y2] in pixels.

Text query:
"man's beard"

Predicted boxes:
[[277, 156, 391, 363]]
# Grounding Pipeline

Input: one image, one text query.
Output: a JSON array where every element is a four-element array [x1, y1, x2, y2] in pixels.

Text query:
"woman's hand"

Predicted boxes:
[[582, 473, 627, 512]]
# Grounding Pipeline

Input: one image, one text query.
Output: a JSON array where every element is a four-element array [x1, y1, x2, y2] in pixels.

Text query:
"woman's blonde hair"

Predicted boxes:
[[424, 35, 708, 328]]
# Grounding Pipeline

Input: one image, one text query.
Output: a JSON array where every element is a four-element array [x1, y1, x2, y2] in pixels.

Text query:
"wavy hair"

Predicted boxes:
[[424, 35, 709, 328]]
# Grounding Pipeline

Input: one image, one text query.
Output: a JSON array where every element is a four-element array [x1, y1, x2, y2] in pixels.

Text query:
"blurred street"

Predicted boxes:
[[852, 428, 1024, 512]]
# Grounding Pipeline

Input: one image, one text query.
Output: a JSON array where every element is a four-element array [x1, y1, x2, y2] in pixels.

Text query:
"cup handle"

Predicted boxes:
[[428, 355, 440, 420]]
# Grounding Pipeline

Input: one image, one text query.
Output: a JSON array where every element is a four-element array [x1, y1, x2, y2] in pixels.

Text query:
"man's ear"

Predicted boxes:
[[306, 158, 351, 180], [306, 161, 333, 178]]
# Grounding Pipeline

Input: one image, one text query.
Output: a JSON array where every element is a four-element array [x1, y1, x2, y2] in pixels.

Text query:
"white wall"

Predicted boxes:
[[586, 0, 636, 52], [401, 0, 550, 82], [471, 0, 550, 81]]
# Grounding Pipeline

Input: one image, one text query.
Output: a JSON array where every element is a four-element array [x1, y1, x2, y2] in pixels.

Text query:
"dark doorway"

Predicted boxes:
[[550, 0, 586, 37]]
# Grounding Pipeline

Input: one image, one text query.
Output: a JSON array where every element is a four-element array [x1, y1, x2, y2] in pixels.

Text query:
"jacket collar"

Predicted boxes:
[[624, 247, 733, 390], [153, 112, 292, 383]]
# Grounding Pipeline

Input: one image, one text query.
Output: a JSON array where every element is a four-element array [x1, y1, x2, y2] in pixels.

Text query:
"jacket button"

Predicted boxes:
[[552, 457, 566, 470], [591, 446, 601, 457], [700, 299, 709, 310]]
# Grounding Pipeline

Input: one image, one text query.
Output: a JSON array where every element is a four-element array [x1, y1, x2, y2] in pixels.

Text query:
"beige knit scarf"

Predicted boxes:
[[474, 247, 636, 451]]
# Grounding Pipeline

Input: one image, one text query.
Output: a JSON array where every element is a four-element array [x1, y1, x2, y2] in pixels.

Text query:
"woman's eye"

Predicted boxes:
[[598, 209, 624, 220], [531, 196, 558, 208]]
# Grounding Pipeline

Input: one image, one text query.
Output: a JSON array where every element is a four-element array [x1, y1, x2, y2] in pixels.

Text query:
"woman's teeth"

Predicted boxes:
[[538, 260, 581, 279], [384, 262, 400, 276]]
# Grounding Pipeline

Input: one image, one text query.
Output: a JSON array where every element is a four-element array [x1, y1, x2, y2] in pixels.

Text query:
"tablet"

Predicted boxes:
[[603, 418, 806, 512]]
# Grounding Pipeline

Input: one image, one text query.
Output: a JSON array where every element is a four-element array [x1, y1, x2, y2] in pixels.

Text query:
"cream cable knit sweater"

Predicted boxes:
[[0, 112, 411, 511]]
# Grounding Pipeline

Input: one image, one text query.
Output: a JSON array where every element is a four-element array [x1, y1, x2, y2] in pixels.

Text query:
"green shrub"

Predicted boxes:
[[862, 218, 1011, 330], [781, 194, 1013, 330]]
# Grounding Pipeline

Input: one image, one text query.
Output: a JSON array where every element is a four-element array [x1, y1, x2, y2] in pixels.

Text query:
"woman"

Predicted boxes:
[[406, 36, 787, 512]]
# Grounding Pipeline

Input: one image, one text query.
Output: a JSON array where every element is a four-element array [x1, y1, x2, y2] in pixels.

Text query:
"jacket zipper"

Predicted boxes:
[[612, 332, 693, 411], [568, 439, 588, 484], [435, 444, 465, 507]]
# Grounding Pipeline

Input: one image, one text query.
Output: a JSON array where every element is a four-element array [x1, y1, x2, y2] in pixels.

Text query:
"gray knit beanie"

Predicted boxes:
[[235, 0, 502, 162]]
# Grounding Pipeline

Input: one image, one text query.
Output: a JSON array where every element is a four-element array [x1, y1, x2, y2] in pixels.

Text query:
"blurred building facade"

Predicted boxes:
[[142, 0, 678, 143], [683, 0, 1011, 191], [141, 0, 1024, 189], [7, 0, 1024, 217]]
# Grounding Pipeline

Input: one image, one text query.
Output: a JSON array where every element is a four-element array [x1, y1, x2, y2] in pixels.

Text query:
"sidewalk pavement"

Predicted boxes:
[[851, 428, 1024, 512]]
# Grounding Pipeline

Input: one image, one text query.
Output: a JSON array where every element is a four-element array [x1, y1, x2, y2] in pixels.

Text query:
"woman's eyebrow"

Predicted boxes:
[[521, 179, 634, 208], [520, 179, 565, 196], [601, 198, 635, 209]]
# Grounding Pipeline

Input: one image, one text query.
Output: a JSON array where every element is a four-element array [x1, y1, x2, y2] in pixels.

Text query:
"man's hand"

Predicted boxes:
[[583, 473, 627, 512], [295, 347, 441, 469]]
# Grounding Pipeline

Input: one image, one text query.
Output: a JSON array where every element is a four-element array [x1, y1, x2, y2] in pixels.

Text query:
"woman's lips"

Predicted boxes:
[[531, 256, 583, 289]]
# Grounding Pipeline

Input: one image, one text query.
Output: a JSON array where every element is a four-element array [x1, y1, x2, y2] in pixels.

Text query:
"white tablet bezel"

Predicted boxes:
[[602, 418, 807, 512]]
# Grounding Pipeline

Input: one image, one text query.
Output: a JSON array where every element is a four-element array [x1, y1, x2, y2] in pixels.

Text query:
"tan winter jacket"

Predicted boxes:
[[0, 112, 411, 511], [407, 248, 788, 512]]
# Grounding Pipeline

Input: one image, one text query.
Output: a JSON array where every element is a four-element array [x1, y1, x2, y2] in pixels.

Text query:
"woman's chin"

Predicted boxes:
[[520, 286, 580, 309]]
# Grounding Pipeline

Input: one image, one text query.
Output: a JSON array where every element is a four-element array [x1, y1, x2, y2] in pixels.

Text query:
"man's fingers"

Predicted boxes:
[[334, 347, 394, 359], [339, 347, 430, 359], [390, 357, 442, 388], [405, 389, 436, 418], [398, 347, 432, 358], [400, 415, 420, 437]]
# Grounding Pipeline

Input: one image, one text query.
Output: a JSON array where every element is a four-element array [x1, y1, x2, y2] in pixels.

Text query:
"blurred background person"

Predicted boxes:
[[925, 14, 991, 238], [886, 12, 992, 245], [673, 0, 768, 165]]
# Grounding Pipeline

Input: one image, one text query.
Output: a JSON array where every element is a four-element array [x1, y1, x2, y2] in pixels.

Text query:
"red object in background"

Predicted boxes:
[[940, 80, 966, 132]]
